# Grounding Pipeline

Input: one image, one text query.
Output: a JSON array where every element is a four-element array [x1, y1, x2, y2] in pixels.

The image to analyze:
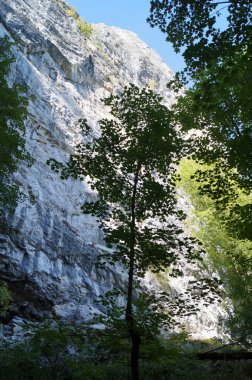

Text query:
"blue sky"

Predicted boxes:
[[68, 0, 186, 73]]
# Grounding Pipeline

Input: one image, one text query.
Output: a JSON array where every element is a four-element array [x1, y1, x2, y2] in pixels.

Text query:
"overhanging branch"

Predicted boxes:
[[212, 1, 251, 4], [197, 351, 252, 360]]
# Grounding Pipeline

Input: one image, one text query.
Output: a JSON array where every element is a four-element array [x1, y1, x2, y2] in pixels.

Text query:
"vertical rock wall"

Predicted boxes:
[[0, 0, 226, 338]]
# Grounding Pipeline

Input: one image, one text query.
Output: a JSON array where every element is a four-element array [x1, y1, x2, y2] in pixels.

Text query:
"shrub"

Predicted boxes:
[[1, 327, 251, 380], [0, 282, 12, 316], [67, 7, 92, 38], [77, 19, 92, 38]]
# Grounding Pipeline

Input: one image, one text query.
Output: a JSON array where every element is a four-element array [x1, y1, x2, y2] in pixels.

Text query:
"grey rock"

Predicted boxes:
[[0, 0, 227, 339]]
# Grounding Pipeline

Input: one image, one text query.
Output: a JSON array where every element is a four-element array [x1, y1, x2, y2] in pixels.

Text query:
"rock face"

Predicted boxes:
[[0, 0, 225, 338]]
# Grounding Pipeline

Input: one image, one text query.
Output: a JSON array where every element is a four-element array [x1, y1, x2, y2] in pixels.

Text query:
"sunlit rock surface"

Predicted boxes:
[[0, 0, 226, 339]]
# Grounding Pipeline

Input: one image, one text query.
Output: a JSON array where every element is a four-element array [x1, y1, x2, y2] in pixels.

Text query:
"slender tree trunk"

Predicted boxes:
[[126, 167, 141, 380], [130, 330, 141, 380]]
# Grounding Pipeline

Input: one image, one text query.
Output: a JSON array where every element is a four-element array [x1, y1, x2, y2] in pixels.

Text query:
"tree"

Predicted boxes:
[[0, 36, 33, 213], [148, 0, 252, 75], [48, 84, 221, 380], [148, 0, 252, 240], [147, 0, 252, 172], [172, 86, 252, 240], [179, 159, 252, 348]]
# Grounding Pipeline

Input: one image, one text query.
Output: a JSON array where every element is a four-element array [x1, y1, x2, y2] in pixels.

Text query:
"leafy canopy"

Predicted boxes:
[[49, 84, 218, 379], [148, 0, 252, 73], [179, 159, 252, 347], [49, 84, 199, 276], [148, 1, 252, 240]]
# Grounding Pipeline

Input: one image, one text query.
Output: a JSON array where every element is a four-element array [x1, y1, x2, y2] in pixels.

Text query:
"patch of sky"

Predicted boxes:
[[67, 0, 186, 73]]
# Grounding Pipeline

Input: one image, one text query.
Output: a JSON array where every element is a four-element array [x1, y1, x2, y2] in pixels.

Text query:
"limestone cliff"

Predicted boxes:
[[0, 0, 225, 338]]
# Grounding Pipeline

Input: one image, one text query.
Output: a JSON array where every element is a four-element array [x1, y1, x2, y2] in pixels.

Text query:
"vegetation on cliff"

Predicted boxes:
[[0, 37, 33, 214], [67, 7, 92, 38]]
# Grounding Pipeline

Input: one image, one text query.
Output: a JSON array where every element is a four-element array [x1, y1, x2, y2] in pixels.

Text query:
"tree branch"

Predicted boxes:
[[197, 352, 252, 360], [211, 5, 229, 16], [212, 1, 247, 4], [200, 341, 240, 355]]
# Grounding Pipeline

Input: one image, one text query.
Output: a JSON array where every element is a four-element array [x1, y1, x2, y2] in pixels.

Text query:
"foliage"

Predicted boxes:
[[173, 56, 252, 185], [148, 0, 252, 75], [0, 322, 81, 380], [171, 58, 252, 237], [48, 84, 222, 379], [0, 36, 33, 213], [67, 7, 92, 38], [148, 0, 252, 174], [148, 1, 252, 242], [1, 323, 252, 380], [67, 6, 78, 18], [178, 159, 252, 347], [77, 18, 92, 38], [0, 282, 12, 317]]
